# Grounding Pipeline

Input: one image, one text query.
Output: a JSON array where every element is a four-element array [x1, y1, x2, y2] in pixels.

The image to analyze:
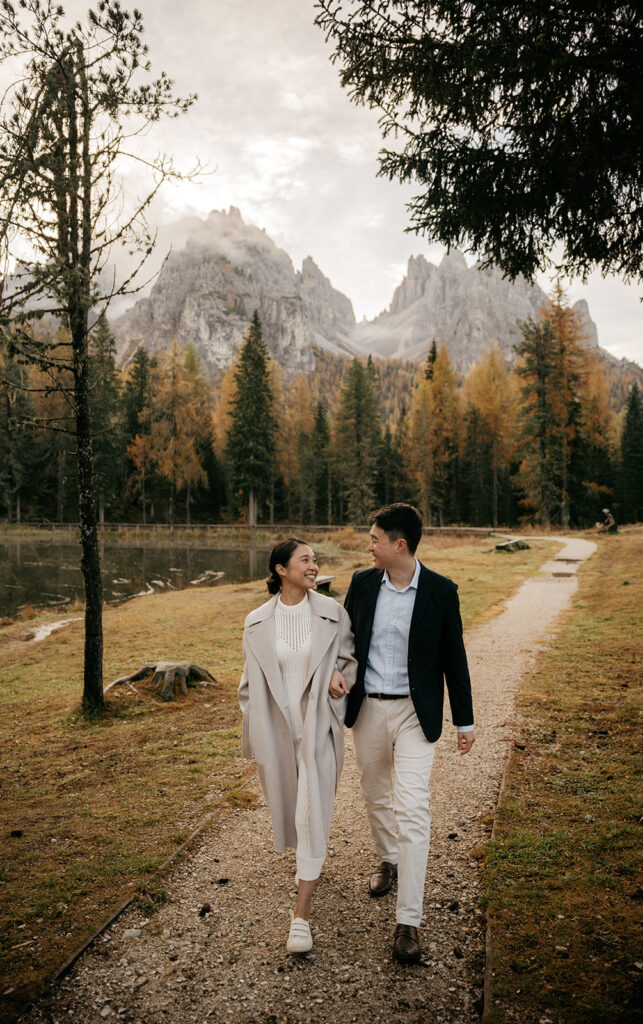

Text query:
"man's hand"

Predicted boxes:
[[329, 668, 349, 698], [457, 729, 476, 755]]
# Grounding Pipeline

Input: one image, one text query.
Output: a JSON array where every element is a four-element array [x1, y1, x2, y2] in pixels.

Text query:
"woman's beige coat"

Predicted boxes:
[[238, 590, 357, 857]]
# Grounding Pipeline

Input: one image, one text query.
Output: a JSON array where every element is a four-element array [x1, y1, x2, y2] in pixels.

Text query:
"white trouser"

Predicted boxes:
[[352, 696, 435, 927]]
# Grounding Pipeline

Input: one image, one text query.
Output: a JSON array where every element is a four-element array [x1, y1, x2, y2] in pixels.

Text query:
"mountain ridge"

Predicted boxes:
[[111, 207, 632, 383]]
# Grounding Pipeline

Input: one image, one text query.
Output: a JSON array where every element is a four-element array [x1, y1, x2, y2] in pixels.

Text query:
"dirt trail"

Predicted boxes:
[[21, 538, 596, 1024]]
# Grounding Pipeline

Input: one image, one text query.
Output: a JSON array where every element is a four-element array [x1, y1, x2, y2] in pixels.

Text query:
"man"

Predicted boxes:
[[330, 503, 475, 964]]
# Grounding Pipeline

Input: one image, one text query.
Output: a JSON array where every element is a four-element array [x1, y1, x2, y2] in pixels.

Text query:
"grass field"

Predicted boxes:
[[0, 530, 557, 1020], [483, 528, 642, 1024]]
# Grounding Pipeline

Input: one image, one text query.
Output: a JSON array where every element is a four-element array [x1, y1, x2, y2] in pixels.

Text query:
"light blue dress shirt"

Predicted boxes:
[[363, 559, 474, 732]]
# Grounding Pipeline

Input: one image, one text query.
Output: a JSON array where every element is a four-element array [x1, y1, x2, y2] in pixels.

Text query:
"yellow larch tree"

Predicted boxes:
[[279, 373, 316, 521], [147, 340, 211, 524], [463, 346, 516, 526]]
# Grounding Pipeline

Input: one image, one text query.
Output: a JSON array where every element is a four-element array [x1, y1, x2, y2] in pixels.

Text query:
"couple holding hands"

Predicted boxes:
[[238, 503, 475, 964]]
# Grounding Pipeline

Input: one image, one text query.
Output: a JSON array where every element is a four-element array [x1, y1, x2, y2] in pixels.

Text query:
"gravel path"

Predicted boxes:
[[21, 538, 596, 1024]]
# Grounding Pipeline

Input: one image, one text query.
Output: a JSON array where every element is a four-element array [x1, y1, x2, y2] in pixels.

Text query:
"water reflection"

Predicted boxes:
[[0, 541, 269, 617]]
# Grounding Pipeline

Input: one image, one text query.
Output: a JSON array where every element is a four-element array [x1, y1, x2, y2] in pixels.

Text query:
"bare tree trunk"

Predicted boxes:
[[248, 488, 257, 528], [561, 437, 570, 529], [327, 468, 332, 525], [73, 342, 104, 709], [186, 479, 191, 525], [72, 53, 103, 710], [16, 493, 20, 523], [57, 449, 65, 522]]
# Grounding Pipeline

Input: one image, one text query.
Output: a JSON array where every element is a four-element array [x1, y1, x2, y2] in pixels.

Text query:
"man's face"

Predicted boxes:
[[367, 524, 404, 570]]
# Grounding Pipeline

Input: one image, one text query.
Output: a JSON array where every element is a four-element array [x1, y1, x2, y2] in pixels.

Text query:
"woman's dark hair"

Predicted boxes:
[[368, 503, 423, 554], [266, 537, 308, 594]]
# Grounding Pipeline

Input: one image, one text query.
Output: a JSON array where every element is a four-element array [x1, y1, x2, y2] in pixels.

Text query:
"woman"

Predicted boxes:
[[238, 537, 356, 954]]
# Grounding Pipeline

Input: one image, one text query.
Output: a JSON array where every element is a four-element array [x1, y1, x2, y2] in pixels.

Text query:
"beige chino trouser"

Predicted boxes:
[[352, 696, 435, 928]]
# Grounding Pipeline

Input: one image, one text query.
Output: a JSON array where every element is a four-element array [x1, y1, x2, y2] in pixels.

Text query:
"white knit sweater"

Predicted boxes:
[[274, 591, 329, 880], [275, 593, 312, 746]]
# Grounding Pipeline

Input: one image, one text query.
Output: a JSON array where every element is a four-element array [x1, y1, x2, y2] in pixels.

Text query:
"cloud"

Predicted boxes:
[[4, 0, 640, 364]]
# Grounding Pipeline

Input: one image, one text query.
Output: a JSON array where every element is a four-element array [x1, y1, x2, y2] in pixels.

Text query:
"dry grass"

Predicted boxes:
[[483, 528, 642, 1024], [0, 532, 558, 1020]]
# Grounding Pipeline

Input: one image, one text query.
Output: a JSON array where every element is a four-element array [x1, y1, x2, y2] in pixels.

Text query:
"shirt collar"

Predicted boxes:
[[382, 558, 420, 593]]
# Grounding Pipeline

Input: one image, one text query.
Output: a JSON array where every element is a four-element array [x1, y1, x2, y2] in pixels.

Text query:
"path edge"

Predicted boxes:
[[13, 797, 238, 1024], [481, 741, 515, 1021]]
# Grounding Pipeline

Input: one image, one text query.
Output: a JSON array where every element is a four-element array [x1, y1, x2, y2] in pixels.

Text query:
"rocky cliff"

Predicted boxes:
[[113, 207, 358, 374], [351, 251, 599, 374], [113, 207, 603, 379]]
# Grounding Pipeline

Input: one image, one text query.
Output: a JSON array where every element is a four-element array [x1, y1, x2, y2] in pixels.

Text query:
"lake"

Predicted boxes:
[[0, 540, 270, 618]]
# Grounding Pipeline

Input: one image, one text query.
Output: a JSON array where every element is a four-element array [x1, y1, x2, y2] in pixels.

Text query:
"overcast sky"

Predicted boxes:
[[9, 0, 643, 363]]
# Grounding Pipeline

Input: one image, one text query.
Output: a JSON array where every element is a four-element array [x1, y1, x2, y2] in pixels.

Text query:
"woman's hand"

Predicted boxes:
[[329, 668, 349, 698]]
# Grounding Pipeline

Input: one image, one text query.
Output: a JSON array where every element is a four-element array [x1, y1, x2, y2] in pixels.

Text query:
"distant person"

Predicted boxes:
[[238, 538, 356, 954], [596, 508, 618, 533], [336, 503, 475, 964]]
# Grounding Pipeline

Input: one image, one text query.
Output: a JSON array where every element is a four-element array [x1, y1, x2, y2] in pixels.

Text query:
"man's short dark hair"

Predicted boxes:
[[368, 503, 423, 555]]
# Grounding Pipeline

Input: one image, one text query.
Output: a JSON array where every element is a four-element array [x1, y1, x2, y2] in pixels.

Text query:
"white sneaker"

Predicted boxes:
[[287, 915, 313, 953]]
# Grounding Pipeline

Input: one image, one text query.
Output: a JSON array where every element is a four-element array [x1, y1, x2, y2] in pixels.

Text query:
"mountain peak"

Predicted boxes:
[[353, 250, 549, 371], [440, 248, 468, 271], [111, 208, 603, 381], [113, 209, 357, 374]]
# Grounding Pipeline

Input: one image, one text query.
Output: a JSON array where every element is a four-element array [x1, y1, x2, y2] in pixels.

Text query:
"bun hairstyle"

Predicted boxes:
[[266, 537, 307, 594]]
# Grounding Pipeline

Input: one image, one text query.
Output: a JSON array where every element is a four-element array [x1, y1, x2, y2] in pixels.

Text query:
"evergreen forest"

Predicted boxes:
[[1, 292, 641, 530]]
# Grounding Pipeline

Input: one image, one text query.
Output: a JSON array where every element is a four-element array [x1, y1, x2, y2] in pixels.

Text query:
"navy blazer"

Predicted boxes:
[[344, 563, 473, 743]]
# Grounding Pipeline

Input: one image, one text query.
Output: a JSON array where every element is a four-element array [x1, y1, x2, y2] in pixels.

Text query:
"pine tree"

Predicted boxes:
[[392, 405, 415, 504], [544, 285, 587, 528], [463, 346, 515, 526], [409, 346, 459, 525], [514, 318, 562, 527], [461, 404, 490, 526], [123, 348, 153, 441], [516, 286, 595, 527], [570, 350, 615, 525], [226, 313, 277, 527], [316, 2, 641, 283], [620, 384, 643, 522], [279, 373, 315, 521], [0, 355, 34, 522], [332, 358, 382, 522], [430, 347, 460, 524], [0, 1, 198, 710], [122, 348, 156, 521], [424, 340, 438, 381], [409, 377, 435, 523], [311, 402, 333, 524]]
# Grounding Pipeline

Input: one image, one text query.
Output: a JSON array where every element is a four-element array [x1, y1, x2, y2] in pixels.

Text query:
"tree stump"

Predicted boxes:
[[104, 662, 217, 702]]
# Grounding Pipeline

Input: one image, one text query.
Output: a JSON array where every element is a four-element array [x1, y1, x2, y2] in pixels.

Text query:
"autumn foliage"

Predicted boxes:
[[1, 295, 639, 529]]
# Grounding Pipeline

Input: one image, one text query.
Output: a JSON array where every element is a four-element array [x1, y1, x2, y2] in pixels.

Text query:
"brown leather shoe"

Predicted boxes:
[[368, 860, 398, 897], [393, 923, 421, 964]]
